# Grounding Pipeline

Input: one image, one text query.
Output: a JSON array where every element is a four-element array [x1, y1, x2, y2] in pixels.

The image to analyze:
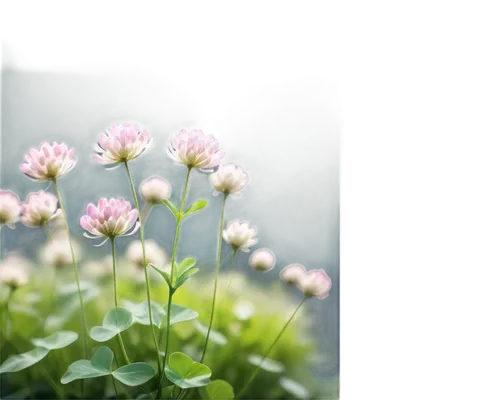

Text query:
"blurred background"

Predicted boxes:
[[1, 1, 339, 398]]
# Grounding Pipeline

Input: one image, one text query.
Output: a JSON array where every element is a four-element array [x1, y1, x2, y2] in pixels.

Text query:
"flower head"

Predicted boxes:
[[298, 269, 332, 299], [20, 142, 76, 181], [126, 239, 168, 268], [280, 264, 307, 285], [80, 198, 139, 239], [0, 255, 31, 288], [93, 123, 150, 166], [0, 190, 21, 228], [40, 231, 81, 267], [20, 191, 59, 227], [222, 220, 257, 252], [209, 163, 249, 197], [140, 176, 171, 204], [167, 129, 225, 173], [249, 248, 276, 272]]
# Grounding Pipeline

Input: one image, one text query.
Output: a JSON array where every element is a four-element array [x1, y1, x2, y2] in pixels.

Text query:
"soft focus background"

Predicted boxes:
[[1, 1, 339, 398]]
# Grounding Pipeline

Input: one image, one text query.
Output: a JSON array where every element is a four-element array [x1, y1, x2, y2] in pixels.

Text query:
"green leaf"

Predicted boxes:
[[0, 347, 50, 374], [174, 267, 199, 289], [90, 307, 134, 342], [199, 379, 234, 400], [194, 321, 228, 345], [136, 394, 154, 400], [182, 200, 207, 218], [177, 258, 196, 273], [160, 304, 199, 328], [164, 352, 211, 389], [122, 299, 165, 328], [112, 362, 156, 386], [31, 331, 78, 350], [279, 377, 309, 399], [162, 199, 180, 220], [247, 354, 285, 373], [61, 346, 114, 384], [149, 263, 172, 288]]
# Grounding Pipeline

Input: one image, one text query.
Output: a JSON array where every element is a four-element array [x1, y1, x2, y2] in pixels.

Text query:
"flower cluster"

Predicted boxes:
[[0, 190, 21, 228], [280, 264, 332, 299], [209, 162, 248, 196], [223, 220, 257, 252], [21, 191, 59, 227], [20, 142, 76, 181], [0, 255, 31, 289]]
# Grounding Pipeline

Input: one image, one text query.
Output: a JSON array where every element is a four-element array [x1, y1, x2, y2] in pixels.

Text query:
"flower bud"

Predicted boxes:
[[222, 220, 257, 252], [126, 239, 168, 268], [140, 176, 171, 204], [249, 248, 276, 272], [0, 255, 30, 288], [0, 190, 21, 228], [209, 163, 248, 196]]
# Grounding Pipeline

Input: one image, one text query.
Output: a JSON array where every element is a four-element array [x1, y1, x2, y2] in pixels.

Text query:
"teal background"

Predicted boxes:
[[0, 43, 342, 376]]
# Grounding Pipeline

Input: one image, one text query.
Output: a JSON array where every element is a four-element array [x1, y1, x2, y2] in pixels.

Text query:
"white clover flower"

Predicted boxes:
[[21, 191, 59, 227], [280, 264, 307, 285], [222, 220, 257, 252], [297, 269, 332, 299], [167, 129, 225, 173], [126, 239, 168, 268], [140, 176, 171, 204], [92, 122, 154, 170], [249, 248, 276, 272], [233, 300, 256, 321], [40, 231, 82, 267], [82, 256, 114, 279], [209, 163, 248, 197], [0, 255, 31, 288], [0, 190, 21, 228], [20, 142, 76, 181], [80, 198, 139, 239]]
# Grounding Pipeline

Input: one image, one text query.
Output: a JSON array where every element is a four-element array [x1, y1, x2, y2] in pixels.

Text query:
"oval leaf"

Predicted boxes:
[[122, 300, 165, 327], [199, 379, 234, 400], [160, 304, 199, 329], [164, 352, 211, 389], [0, 348, 50, 374], [31, 331, 78, 350], [112, 362, 156, 386], [279, 377, 309, 399], [90, 307, 134, 342], [162, 199, 180, 220], [61, 346, 114, 384], [178, 258, 196, 273], [247, 354, 285, 373]]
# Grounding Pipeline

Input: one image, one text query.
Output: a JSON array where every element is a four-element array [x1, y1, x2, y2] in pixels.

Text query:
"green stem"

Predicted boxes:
[[110, 237, 131, 365], [156, 167, 191, 399], [200, 193, 228, 363], [111, 376, 119, 399], [236, 297, 308, 398], [223, 249, 239, 300], [53, 178, 88, 358], [3, 288, 14, 339], [124, 161, 162, 373], [42, 368, 65, 399], [42, 221, 52, 240]]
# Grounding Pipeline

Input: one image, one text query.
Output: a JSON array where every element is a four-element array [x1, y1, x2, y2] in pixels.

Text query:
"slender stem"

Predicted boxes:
[[43, 368, 65, 399], [156, 167, 192, 399], [224, 249, 239, 300], [4, 288, 14, 339], [111, 376, 119, 398], [42, 221, 52, 240], [141, 202, 153, 225], [200, 193, 228, 363], [111, 237, 131, 365], [52, 178, 88, 358], [236, 297, 308, 398], [124, 161, 162, 373]]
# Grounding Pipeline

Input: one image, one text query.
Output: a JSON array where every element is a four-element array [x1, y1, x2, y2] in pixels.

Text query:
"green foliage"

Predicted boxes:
[[182, 200, 207, 218], [0, 348, 49, 374], [198, 379, 234, 400], [31, 330, 78, 350], [90, 307, 134, 342], [163, 352, 211, 389]]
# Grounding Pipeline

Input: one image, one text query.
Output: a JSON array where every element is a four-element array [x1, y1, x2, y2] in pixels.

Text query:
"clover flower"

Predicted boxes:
[[20, 191, 59, 227], [167, 129, 225, 173], [20, 142, 76, 181], [280, 264, 307, 285], [298, 269, 332, 299], [249, 248, 276, 272], [93, 123, 150, 166], [139, 176, 171, 204], [40, 231, 82, 267], [126, 239, 168, 269], [209, 162, 249, 197], [80, 198, 139, 239], [222, 220, 257, 252], [0, 190, 21, 228], [0, 255, 31, 288]]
